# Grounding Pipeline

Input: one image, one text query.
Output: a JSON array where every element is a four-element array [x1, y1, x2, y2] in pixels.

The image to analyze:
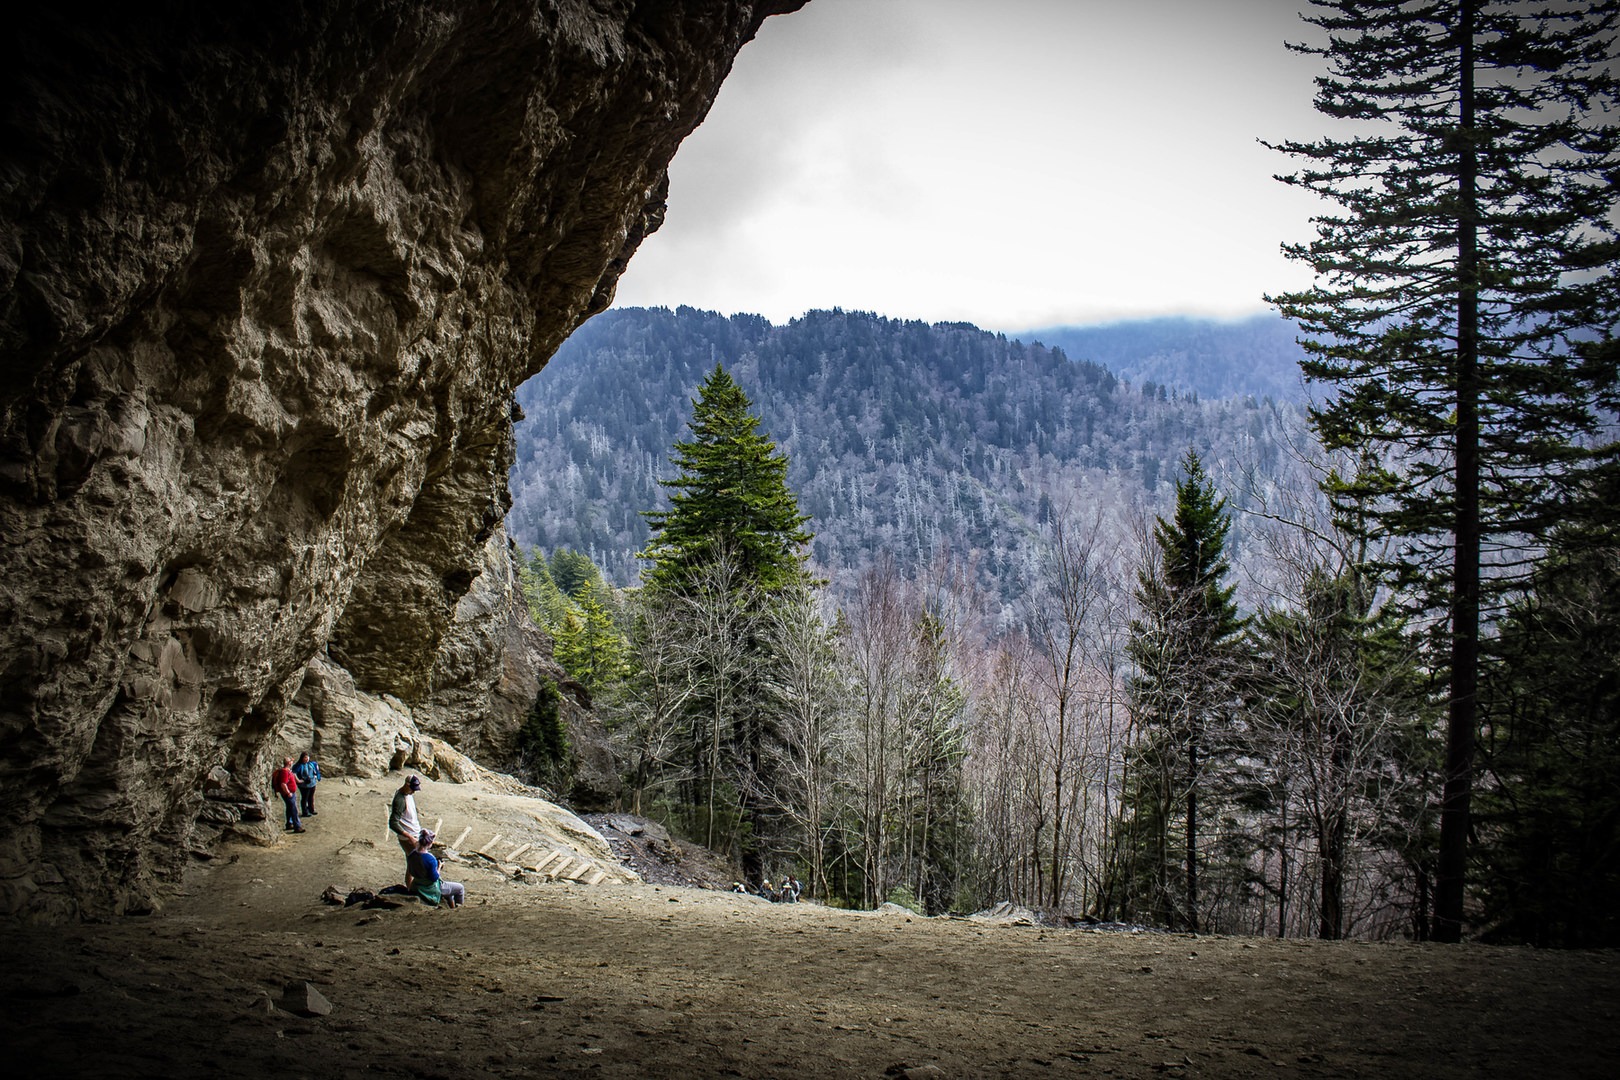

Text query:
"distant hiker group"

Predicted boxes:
[[271, 750, 321, 833], [277, 762, 467, 911], [732, 875, 802, 903]]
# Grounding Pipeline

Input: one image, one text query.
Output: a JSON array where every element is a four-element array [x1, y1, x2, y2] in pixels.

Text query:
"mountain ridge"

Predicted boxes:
[[510, 306, 1315, 605]]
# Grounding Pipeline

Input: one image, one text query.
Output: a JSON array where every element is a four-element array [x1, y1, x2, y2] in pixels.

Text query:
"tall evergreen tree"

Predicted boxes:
[[1266, 0, 1620, 941], [550, 548, 603, 598], [552, 593, 629, 698], [1118, 451, 1246, 931], [643, 364, 813, 595], [519, 548, 570, 631], [635, 365, 814, 876]]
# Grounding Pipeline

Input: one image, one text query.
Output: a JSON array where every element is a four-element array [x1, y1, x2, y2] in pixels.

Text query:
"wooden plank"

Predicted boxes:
[[550, 857, 576, 879], [506, 842, 532, 863], [451, 826, 473, 851], [584, 868, 607, 886], [529, 851, 563, 873]]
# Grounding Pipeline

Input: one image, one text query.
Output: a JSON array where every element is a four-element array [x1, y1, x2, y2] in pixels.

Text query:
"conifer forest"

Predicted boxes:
[[508, 0, 1618, 947]]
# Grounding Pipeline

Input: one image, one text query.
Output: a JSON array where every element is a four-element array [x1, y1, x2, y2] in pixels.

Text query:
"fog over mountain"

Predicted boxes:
[[1021, 314, 1312, 403]]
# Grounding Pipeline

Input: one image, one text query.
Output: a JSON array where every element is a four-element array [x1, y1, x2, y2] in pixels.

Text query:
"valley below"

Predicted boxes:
[[4, 775, 1614, 1079]]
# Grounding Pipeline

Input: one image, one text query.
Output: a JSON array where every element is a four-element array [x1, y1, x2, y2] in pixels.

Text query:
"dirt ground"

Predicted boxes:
[[4, 774, 1616, 1079]]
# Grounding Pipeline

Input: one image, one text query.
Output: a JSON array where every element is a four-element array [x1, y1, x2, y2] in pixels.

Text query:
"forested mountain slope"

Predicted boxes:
[[1022, 314, 1311, 402], [510, 307, 1311, 606]]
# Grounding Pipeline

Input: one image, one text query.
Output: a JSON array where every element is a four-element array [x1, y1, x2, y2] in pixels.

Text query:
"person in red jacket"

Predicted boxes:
[[273, 757, 305, 833]]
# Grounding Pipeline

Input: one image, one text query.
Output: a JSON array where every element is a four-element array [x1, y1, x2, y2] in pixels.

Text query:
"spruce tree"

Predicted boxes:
[[549, 548, 603, 598], [637, 365, 813, 874], [552, 594, 629, 698], [519, 548, 569, 631], [643, 364, 813, 595], [1266, 0, 1620, 941], [1120, 451, 1245, 931]]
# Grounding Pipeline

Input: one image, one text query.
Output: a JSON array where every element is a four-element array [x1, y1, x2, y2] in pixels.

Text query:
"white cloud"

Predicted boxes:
[[614, 0, 1328, 331]]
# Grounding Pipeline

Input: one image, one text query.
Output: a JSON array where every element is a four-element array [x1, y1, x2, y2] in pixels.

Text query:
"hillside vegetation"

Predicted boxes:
[[510, 306, 1311, 605]]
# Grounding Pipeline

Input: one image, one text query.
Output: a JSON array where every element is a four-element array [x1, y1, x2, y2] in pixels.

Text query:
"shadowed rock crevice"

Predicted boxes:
[[0, 0, 808, 921]]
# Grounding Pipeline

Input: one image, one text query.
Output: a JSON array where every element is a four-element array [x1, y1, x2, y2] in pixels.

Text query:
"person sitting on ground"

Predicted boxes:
[[388, 774, 423, 869], [291, 750, 321, 817], [405, 829, 465, 908], [272, 756, 305, 833]]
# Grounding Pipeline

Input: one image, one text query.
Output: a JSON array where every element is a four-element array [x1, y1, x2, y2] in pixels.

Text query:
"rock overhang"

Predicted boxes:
[[0, 0, 808, 921]]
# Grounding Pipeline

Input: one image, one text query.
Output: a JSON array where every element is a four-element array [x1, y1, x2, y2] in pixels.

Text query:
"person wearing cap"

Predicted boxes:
[[405, 829, 465, 908], [272, 756, 305, 833], [389, 775, 423, 865]]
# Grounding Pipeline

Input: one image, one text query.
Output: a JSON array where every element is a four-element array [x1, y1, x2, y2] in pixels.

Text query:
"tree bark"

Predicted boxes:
[[1436, 0, 1480, 944]]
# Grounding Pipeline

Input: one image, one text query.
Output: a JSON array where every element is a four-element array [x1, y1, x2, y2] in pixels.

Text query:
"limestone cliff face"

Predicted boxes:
[[0, 0, 804, 920]]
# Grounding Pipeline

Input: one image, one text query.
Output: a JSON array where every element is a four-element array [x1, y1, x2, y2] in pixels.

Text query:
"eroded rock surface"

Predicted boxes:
[[0, 0, 804, 920]]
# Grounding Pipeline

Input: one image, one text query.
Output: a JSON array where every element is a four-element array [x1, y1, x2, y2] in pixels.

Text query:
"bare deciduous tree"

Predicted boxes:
[[760, 585, 851, 900]]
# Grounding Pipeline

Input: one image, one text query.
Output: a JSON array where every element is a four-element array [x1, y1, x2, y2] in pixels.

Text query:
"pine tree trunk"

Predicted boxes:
[[1436, 0, 1480, 944]]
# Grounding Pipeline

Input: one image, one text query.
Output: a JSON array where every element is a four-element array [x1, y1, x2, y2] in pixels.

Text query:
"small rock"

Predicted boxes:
[[280, 981, 333, 1017]]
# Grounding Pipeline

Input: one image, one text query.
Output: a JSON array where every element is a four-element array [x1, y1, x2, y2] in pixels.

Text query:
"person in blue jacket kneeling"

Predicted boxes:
[[406, 830, 466, 908]]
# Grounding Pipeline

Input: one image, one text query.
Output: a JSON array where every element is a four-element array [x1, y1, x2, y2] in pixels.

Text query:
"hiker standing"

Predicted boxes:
[[291, 751, 321, 817], [389, 775, 424, 866], [273, 757, 305, 833]]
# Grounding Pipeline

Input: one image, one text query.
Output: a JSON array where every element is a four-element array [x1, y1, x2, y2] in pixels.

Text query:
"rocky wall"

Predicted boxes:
[[0, 0, 804, 921]]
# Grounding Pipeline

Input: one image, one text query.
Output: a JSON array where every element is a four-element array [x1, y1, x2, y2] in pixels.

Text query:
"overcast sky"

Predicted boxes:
[[611, 0, 1332, 333]]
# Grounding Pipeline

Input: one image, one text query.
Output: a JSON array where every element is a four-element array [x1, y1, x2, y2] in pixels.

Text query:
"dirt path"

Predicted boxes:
[[4, 774, 1616, 1078]]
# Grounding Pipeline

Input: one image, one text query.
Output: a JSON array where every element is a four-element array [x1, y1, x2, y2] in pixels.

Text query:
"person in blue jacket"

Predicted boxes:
[[405, 830, 465, 908], [291, 751, 321, 817]]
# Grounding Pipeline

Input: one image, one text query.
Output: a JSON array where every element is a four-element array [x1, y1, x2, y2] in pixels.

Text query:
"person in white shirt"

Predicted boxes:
[[388, 775, 423, 867]]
